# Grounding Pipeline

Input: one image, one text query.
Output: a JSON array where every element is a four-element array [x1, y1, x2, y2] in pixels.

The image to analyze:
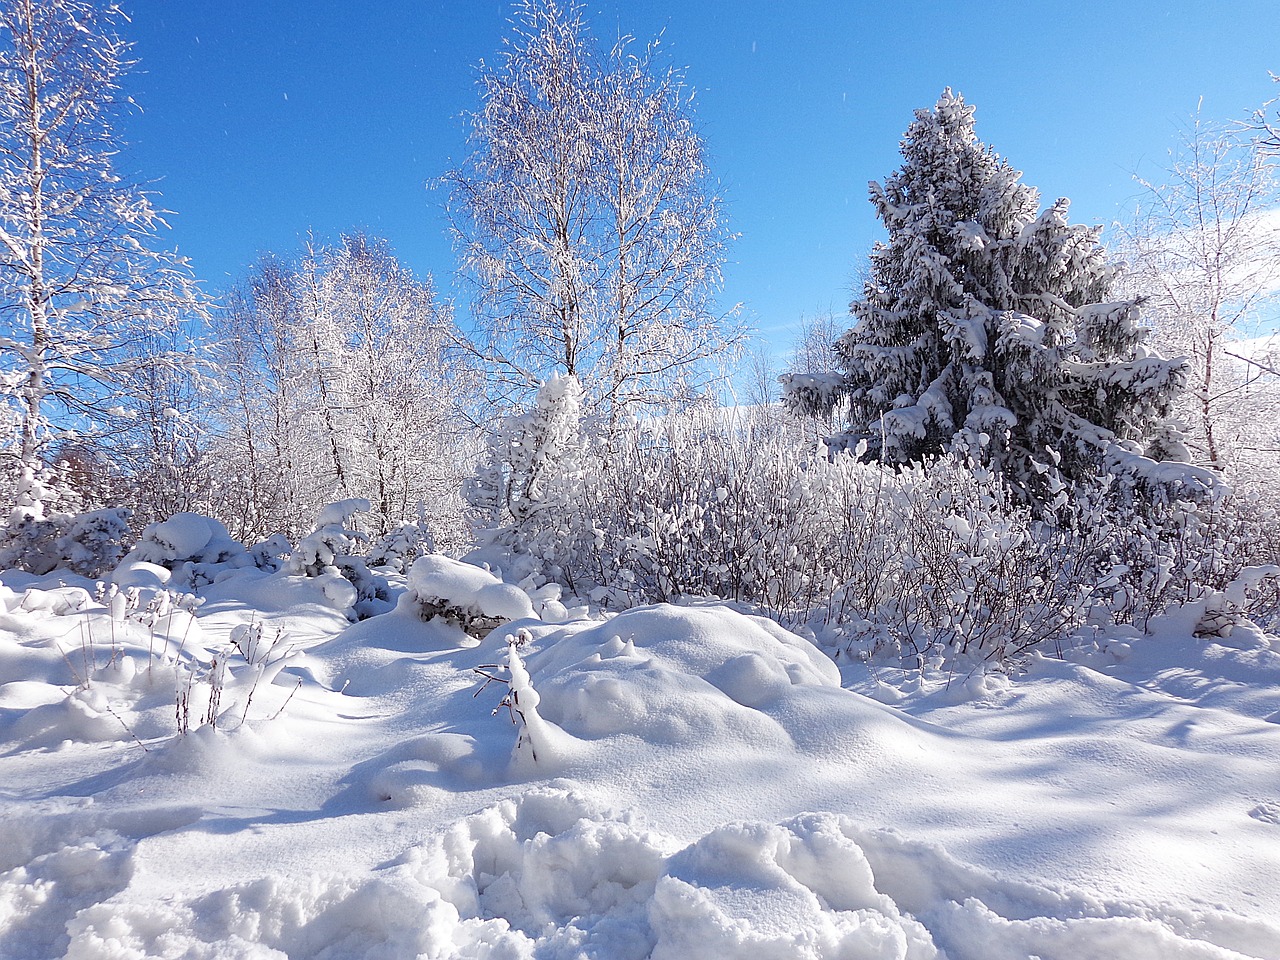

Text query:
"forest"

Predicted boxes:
[[2, 2, 1280, 959]]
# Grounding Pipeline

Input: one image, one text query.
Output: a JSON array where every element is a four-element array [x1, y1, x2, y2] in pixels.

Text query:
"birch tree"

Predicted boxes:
[[1117, 114, 1280, 479], [442, 0, 740, 420], [207, 256, 311, 541], [1253, 73, 1280, 157], [323, 233, 480, 540], [207, 236, 479, 546], [0, 0, 204, 520]]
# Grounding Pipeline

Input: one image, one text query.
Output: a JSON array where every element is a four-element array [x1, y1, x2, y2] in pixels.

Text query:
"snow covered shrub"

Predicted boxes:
[[57, 509, 133, 577], [176, 622, 302, 735], [367, 521, 436, 573], [397, 554, 535, 636], [290, 499, 392, 619], [247, 533, 292, 572], [783, 89, 1202, 512], [476, 406, 1100, 667], [1097, 485, 1280, 631], [1, 515, 65, 577], [874, 460, 1105, 663], [0, 507, 131, 578], [122, 512, 250, 589], [1200, 565, 1280, 635], [290, 499, 371, 577]]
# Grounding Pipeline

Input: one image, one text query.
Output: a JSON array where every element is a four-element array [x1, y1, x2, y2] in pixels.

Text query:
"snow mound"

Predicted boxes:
[[651, 814, 936, 959], [3, 582, 1279, 959], [400, 554, 536, 627], [522, 604, 839, 742]]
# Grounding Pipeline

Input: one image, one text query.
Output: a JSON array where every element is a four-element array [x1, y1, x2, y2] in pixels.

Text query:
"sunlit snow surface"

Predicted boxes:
[[1, 569, 1278, 959]]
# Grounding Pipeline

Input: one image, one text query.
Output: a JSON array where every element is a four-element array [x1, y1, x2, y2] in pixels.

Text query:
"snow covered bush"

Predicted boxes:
[[247, 533, 292, 572], [0, 507, 131, 578], [58, 509, 133, 577], [398, 554, 535, 636], [466, 391, 1280, 667], [0, 461, 128, 578], [470, 406, 1106, 668], [366, 520, 436, 573], [783, 89, 1208, 511], [290, 499, 392, 619], [121, 512, 250, 589], [290, 499, 371, 577], [1097, 484, 1280, 632]]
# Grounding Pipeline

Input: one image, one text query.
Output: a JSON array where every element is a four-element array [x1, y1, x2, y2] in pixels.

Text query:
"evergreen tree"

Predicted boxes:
[[785, 90, 1200, 505]]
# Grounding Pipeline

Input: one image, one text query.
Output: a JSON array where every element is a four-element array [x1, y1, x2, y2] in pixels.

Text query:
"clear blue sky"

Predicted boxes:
[[119, 1, 1280, 350]]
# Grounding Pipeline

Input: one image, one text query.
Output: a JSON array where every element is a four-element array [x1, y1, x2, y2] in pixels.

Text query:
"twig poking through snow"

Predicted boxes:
[[473, 628, 541, 762]]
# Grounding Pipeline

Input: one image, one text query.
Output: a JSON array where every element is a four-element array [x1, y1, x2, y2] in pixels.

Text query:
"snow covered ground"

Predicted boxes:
[[1, 564, 1279, 959]]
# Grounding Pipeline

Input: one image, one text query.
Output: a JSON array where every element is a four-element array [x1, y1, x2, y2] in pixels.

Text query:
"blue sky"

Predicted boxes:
[[120, 1, 1280, 351]]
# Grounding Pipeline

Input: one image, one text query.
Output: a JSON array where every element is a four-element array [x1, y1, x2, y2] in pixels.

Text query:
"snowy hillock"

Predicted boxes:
[[1, 567, 1279, 958]]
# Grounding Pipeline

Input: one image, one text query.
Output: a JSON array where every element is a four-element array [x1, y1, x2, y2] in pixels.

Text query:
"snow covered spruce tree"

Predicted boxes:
[[785, 90, 1201, 508], [442, 0, 741, 421], [0, 0, 205, 521]]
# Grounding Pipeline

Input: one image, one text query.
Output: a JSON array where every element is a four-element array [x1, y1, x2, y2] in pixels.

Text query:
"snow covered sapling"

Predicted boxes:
[[248, 533, 292, 572], [290, 499, 371, 577], [466, 374, 587, 574], [58, 509, 132, 577], [290, 499, 392, 619], [784, 89, 1207, 509], [474, 628, 548, 763], [366, 520, 436, 573]]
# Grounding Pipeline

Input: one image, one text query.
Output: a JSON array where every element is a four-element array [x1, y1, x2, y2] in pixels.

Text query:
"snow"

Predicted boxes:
[[1, 568, 1279, 959]]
